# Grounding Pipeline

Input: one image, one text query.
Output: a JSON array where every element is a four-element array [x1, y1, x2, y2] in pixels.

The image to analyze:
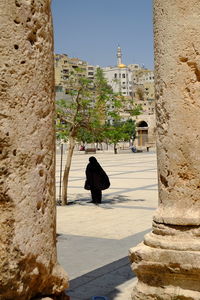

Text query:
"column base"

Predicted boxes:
[[132, 281, 200, 300], [129, 221, 200, 299]]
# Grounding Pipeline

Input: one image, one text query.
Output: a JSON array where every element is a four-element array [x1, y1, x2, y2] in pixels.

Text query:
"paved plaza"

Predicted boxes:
[[56, 149, 158, 299]]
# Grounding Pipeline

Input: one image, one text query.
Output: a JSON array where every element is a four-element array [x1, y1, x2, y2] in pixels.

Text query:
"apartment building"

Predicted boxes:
[[87, 65, 98, 80], [54, 54, 88, 100], [54, 54, 99, 101]]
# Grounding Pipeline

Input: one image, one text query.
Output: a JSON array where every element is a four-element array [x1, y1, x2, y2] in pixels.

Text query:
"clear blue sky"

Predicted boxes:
[[51, 0, 154, 69]]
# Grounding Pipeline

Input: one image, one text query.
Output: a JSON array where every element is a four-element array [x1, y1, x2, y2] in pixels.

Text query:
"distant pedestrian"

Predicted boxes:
[[130, 145, 137, 153], [84, 156, 110, 204]]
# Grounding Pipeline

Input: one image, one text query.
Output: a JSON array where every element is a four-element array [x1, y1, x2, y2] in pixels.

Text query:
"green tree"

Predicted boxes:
[[56, 68, 116, 205], [104, 122, 123, 154], [104, 96, 142, 153], [56, 73, 95, 205], [56, 68, 142, 204], [104, 119, 136, 154], [121, 119, 137, 144]]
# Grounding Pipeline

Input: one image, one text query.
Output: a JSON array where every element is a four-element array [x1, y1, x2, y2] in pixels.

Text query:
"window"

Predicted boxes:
[[114, 73, 117, 78], [63, 69, 69, 74], [55, 86, 63, 92], [122, 74, 125, 78], [88, 72, 94, 75]]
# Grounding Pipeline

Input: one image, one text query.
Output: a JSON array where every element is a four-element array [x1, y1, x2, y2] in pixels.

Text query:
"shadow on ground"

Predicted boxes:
[[57, 194, 146, 207], [103, 195, 145, 204], [65, 256, 135, 300]]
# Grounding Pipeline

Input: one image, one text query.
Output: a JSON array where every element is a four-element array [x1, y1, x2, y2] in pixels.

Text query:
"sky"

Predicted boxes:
[[51, 0, 154, 69]]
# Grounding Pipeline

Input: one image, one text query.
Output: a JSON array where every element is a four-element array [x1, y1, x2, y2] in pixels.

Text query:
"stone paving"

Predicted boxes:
[[56, 150, 158, 299]]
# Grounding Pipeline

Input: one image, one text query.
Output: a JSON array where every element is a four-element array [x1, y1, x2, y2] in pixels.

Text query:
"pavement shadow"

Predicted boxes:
[[57, 194, 145, 208], [65, 256, 135, 300], [103, 194, 145, 204], [56, 193, 89, 206]]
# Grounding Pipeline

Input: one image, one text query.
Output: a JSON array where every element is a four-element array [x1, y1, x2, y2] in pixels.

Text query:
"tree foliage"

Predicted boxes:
[[56, 68, 142, 204]]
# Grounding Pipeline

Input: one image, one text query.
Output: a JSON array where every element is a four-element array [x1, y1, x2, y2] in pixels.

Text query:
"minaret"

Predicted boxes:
[[117, 45, 122, 65]]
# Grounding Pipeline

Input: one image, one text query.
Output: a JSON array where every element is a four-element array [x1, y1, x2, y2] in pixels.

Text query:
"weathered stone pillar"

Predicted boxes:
[[0, 1, 68, 299], [130, 0, 200, 299]]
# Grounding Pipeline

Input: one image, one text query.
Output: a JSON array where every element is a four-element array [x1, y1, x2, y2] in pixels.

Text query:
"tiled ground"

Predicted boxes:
[[56, 150, 158, 299]]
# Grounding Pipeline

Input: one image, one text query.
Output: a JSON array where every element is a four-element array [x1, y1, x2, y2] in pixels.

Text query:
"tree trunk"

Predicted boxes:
[[61, 136, 75, 205], [114, 143, 118, 154]]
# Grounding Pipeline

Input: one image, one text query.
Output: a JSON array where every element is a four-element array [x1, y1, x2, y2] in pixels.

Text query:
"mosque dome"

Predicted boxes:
[[118, 63, 126, 68]]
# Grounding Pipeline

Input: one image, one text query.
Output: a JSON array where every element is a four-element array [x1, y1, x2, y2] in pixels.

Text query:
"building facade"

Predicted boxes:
[[103, 47, 156, 148], [103, 47, 133, 97], [54, 54, 88, 100]]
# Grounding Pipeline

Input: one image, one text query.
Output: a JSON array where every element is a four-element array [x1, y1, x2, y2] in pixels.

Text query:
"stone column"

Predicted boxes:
[[0, 1, 68, 299], [130, 0, 200, 299]]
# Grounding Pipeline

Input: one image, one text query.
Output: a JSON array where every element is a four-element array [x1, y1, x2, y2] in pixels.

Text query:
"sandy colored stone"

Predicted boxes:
[[130, 0, 200, 299], [0, 1, 68, 299], [154, 0, 200, 226]]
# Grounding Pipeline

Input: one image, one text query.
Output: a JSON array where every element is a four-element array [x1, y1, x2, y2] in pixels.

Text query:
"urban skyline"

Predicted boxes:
[[51, 0, 154, 69]]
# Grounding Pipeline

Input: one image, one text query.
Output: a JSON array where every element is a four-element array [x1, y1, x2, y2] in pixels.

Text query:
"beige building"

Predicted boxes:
[[134, 82, 155, 114], [131, 66, 154, 84], [54, 54, 88, 100], [128, 62, 155, 148], [54, 54, 87, 84], [133, 77, 155, 149], [87, 64, 98, 80], [54, 54, 98, 100]]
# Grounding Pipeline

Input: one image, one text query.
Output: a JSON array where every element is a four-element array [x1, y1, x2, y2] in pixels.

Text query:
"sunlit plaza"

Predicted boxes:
[[56, 150, 158, 299]]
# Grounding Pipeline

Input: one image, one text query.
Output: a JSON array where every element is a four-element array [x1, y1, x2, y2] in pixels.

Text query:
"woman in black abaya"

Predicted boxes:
[[84, 156, 110, 204]]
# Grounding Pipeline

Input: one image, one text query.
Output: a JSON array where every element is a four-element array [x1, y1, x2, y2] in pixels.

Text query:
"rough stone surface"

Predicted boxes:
[[154, 0, 200, 226], [130, 0, 200, 299], [0, 1, 68, 299]]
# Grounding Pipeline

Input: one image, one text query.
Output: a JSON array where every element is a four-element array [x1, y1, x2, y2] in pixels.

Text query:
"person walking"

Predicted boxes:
[[84, 156, 110, 204]]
